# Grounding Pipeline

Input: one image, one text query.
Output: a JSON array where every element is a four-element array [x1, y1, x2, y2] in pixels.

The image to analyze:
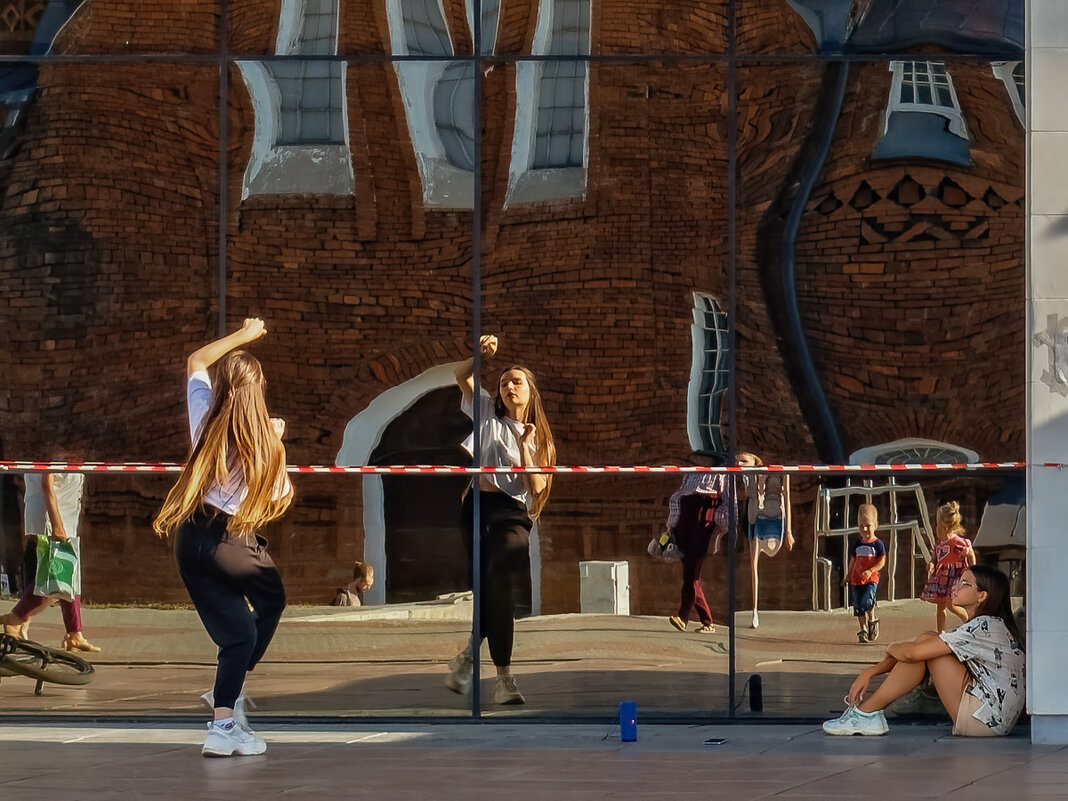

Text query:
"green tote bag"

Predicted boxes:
[[33, 534, 81, 602]]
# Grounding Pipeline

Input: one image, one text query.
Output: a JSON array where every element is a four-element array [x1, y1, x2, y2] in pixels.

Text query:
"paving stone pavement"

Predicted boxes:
[[0, 722, 1064, 800]]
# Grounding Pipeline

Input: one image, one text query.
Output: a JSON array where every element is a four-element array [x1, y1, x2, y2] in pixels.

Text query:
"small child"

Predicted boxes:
[[920, 500, 976, 632], [331, 561, 374, 607], [847, 503, 887, 643]]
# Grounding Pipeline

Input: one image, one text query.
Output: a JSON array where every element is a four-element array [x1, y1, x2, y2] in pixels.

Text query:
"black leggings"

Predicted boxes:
[[462, 491, 533, 668], [175, 507, 286, 710]]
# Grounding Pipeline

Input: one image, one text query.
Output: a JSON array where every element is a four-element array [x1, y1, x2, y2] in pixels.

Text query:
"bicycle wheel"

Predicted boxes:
[[0, 633, 94, 686]]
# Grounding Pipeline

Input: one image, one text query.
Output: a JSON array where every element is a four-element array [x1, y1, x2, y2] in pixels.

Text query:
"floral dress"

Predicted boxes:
[[920, 534, 971, 602]]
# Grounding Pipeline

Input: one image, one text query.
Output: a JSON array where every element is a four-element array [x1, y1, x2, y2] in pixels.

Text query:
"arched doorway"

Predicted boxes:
[[370, 385, 470, 603], [336, 362, 540, 612]]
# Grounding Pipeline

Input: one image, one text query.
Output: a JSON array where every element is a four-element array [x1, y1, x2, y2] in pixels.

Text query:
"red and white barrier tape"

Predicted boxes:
[[0, 460, 1030, 474]]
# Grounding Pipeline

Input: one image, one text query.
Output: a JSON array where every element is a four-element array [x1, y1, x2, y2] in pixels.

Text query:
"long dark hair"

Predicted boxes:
[[970, 564, 1024, 650]]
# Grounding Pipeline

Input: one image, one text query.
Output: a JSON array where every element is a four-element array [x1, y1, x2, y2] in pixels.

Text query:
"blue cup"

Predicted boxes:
[[619, 700, 637, 742]]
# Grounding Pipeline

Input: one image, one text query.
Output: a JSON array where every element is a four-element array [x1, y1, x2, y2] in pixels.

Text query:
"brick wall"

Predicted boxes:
[[0, 1, 1024, 614]]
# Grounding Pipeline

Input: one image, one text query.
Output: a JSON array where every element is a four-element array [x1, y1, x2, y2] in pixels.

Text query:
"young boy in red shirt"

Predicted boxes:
[[847, 503, 887, 643]]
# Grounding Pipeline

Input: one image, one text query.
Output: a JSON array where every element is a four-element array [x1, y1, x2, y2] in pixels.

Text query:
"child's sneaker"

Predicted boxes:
[[445, 650, 473, 695], [822, 706, 889, 736], [202, 721, 267, 757], [868, 619, 880, 642], [857, 629, 869, 644]]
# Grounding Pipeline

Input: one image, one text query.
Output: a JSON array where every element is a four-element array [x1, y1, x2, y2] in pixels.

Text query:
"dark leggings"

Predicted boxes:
[[676, 494, 716, 626], [462, 490, 533, 668], [175, 507, 286, 710]]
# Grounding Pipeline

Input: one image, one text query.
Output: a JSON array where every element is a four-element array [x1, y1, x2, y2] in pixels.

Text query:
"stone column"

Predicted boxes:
[[1028, 0, 1068, 745]]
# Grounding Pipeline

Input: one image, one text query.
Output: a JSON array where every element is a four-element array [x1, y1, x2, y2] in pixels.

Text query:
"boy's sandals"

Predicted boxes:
[[867, 619, 880, 642], [857, 629, 869, 644], [695, 624, 716, 634], [668, 616, 687, 632]]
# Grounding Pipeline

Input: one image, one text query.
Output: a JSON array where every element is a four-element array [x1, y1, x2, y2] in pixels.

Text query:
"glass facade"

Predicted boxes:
[[0, 0, 1024, 720]]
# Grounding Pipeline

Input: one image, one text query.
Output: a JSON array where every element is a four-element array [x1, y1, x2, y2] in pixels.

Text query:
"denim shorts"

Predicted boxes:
[[850, 582, 878, 616]]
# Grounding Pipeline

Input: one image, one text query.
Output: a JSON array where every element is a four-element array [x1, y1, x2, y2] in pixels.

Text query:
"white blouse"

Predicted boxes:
[[461, 391, 533, 513], [188, 370, 248, 515], [23, 473, 84, 538], [940, 615, 1025, 736]]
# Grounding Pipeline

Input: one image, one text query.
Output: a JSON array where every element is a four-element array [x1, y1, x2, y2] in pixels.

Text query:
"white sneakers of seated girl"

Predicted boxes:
[[822, 705, 889, 736]]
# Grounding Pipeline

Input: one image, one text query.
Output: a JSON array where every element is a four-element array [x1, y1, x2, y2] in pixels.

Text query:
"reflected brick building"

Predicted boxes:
[[0, 0, 1023, 616]]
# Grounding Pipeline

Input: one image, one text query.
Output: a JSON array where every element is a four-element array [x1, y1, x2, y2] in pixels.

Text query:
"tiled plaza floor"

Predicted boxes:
[[0, 722, 1061, 800]]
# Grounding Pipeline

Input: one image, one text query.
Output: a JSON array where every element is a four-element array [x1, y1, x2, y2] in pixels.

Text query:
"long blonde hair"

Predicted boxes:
[[153, 351, 293, 537], [495, 365, 556, 519], [936, 500, 965, 539]]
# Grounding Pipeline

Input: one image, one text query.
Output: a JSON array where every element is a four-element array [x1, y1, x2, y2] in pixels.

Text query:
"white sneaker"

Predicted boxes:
[[201, 690, 255, 729], [752, 610, 760, 629], [822, 706, 889, 736], [202, 721, 267, 757], [445, 650, 474, 695]]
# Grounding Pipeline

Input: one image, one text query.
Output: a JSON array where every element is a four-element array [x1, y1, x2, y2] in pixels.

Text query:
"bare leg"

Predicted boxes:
[[712, 530, 726, 555], [858, 660, 927, 713], [750, 547, 760, 628], [935, 602, 948, 633], [925, 653, 970, 723]]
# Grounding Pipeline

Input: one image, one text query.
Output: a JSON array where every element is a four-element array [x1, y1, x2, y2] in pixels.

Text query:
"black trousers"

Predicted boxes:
[[462, 491, 533, 668], [175, 507, 286, 710]]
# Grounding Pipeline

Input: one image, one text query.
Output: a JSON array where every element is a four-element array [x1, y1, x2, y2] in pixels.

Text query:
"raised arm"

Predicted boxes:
[[187, 318, 266, 377], [454, 334, 498, 403]]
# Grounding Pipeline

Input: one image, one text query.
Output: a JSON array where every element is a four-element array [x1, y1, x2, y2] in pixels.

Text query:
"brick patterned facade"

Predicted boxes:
[[0, 1, 1023, 618]]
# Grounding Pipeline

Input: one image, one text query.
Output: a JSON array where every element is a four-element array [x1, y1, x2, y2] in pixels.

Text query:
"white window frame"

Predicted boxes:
[[883, 60, 968, 141], [849, 438, 979, 466], [386, 0, 495, 209], [991, 60, 1025, 126], [686, 292, 729, 455], [238, 0, 354, 199], [506, 0, 591, 206]]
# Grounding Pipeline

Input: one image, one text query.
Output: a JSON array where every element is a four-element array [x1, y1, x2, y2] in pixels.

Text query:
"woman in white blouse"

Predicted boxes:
[[445, 334, 556, 706], [823, 564, 1025, 737]]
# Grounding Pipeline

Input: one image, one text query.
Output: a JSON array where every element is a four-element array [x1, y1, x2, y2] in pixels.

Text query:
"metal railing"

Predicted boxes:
[[812, 479, 935, 611]]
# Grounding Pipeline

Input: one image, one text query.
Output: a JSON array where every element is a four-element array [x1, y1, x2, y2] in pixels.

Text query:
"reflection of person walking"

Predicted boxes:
[[445, 334, 556, 706], [154, 318, 293, 758], [665, 468, 727, 635], [1, 472, 100, 652]]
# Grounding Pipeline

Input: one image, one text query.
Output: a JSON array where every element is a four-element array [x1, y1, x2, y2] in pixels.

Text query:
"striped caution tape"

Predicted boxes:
[[0, 460, 1031, 474]]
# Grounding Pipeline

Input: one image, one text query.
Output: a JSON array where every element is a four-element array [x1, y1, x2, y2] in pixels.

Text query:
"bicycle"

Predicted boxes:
[[0, 632, 94, 696]]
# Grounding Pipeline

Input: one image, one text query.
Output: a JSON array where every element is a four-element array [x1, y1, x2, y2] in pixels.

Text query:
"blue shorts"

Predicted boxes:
[[850, 582, 878, 616], [748, 518, 784, 542]]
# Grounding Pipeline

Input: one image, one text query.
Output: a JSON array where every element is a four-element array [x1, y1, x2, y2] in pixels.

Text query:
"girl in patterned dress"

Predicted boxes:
[[921, 501, 976, 633]]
